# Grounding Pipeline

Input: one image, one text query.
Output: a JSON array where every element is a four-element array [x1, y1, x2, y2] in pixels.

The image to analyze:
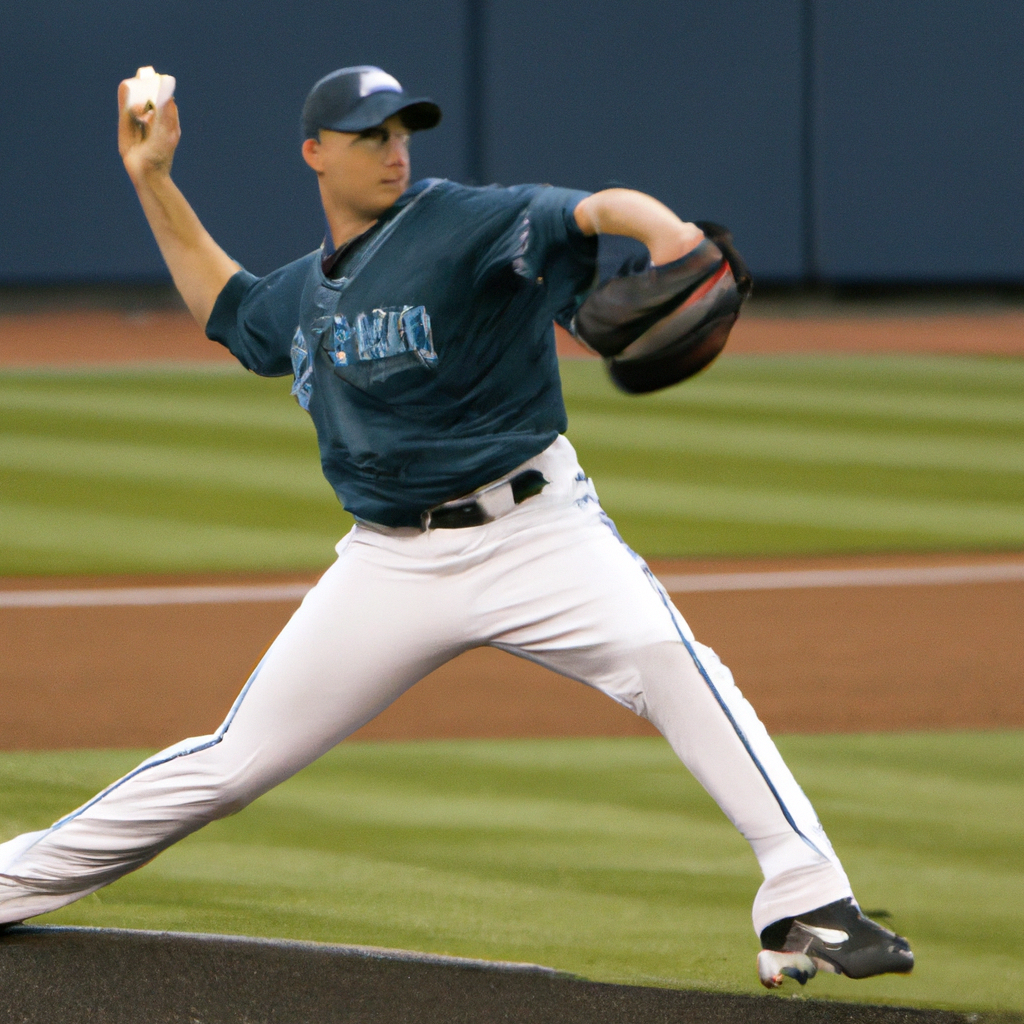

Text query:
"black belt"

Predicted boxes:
[[421, 469, 549, 530]]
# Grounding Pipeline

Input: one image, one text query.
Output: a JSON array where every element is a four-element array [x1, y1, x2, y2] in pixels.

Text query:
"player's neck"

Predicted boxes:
[[323, 208, 380, 252]]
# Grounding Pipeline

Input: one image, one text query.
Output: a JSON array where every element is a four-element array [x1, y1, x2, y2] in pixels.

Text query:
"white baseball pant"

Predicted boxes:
[[0, 436, 852, 936]]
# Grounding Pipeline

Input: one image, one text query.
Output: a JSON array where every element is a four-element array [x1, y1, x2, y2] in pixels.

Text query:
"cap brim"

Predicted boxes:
[[321, 92, 441, 133]]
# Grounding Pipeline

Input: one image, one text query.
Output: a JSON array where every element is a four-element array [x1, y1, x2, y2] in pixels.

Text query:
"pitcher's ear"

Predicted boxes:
[[301, 136, 322, 172]]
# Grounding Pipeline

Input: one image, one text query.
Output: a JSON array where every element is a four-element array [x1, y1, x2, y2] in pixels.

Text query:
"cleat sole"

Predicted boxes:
[[757, 950, 817, 989]]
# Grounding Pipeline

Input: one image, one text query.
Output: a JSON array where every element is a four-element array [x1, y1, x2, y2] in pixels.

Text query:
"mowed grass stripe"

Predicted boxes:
[[589, 379, 1024, 427], [4, 733, 1020, 1012], [594, 476, 1024, 544], [1, 354, 1022, 569], [6, 355, 1021, 434], [0, 500, 338, 570], [0, 435, 333, 499], [560, 357, 1024, 426], [14, 429, 1017, 548], [567, 411, 1024, 475], [0, 381, 312, 435], [680, 352, 1024, 390]]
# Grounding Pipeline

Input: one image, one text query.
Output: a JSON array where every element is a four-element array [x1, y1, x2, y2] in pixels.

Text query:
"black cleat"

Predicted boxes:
[[757, 897, 914, 988]]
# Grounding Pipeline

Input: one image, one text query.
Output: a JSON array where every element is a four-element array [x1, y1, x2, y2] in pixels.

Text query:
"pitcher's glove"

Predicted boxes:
[[572, 221, 752, 394]]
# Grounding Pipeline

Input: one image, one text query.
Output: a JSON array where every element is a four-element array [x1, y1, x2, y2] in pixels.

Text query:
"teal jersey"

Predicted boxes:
[[206, 179, 596, 526]]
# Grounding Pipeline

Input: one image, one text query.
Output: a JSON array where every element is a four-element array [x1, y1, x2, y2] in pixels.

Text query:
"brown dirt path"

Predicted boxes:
[[3, 551, 1021, 750], [0, 309, 235, 366], [556, 314, 1024, 358], [1, 307, 1022, 366]]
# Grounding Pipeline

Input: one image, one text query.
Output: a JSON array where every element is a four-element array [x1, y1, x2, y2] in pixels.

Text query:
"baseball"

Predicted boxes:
[[125, 66, 176, 111]]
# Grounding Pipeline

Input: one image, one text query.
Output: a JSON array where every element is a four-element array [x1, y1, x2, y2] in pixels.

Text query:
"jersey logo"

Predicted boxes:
[[290, 327, 314, 410], [327, 306, 436, 383]]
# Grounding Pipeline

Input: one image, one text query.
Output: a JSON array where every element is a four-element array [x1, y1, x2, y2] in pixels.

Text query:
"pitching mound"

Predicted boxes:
[[0, 925, 976, 1024]]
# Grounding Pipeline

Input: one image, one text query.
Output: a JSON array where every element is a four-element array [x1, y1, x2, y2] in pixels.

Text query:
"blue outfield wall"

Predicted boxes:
[[0, 0, 469, 281], [813, 0, 1024, 280], [484, 0, 805, 280], [1, 1, 1022, 284]]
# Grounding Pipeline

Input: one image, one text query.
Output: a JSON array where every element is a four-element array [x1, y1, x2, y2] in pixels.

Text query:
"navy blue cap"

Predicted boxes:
[[302, 66, 441, 139]]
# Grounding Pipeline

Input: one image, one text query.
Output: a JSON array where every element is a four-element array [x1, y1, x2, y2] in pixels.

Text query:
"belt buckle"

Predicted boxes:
[[420, 469, 549, 531], [420, 497, 489, 531]]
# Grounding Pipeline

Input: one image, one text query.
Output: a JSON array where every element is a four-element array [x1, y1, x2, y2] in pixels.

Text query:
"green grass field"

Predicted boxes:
[[1, 733, 1021, 1014], [2, 353, 1022, 1013], [1, 352, 1022, 574]]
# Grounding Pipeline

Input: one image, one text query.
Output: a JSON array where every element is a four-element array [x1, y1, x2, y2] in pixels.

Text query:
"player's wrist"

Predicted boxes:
[[125, 155, 175, 191]]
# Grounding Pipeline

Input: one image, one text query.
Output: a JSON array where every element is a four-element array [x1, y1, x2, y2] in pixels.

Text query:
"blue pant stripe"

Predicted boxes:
[[598, 512, 826, 860], [41, 655, 268, 836]]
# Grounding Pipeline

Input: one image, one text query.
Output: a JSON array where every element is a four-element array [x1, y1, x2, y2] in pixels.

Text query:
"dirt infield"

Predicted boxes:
[[0, 309, 237, 366], [2, 551, 1022, 750], [1, 306, 1022, 366]]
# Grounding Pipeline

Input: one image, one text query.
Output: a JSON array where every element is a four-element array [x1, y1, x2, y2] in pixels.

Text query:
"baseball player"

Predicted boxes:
[[0, 66, 912, 989]]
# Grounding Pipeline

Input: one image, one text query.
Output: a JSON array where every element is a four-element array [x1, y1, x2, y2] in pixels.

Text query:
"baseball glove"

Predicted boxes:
[[573, 222, 752, 394]]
